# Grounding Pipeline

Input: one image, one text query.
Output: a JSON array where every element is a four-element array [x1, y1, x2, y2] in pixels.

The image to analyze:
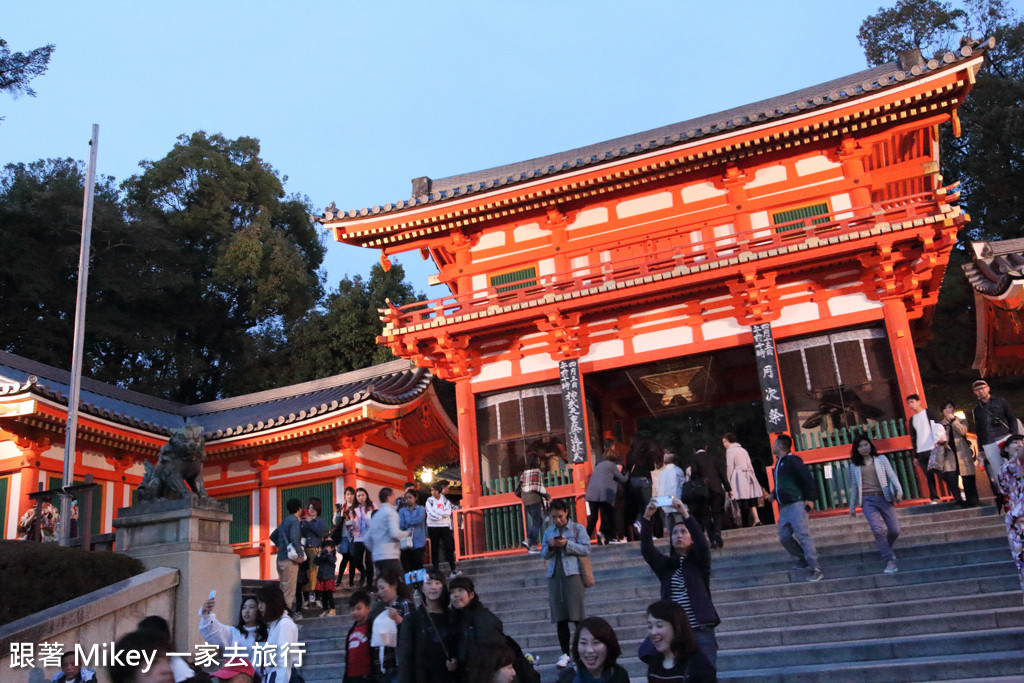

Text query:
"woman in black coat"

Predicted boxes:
[[449, 575, 504, 681], [398, 569, 458, 683]]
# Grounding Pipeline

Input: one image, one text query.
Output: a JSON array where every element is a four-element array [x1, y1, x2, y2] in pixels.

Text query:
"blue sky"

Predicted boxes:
[[3, 1, 1001, 300]]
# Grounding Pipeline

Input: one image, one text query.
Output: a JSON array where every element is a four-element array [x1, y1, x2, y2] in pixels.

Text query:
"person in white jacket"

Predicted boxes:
[[255, 584, 301, 683], [199, 595, 268, 664], [425, 480, 460, 577]]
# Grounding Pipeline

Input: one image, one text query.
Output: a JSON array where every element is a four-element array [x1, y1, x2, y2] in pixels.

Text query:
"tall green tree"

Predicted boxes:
[[0, 158, 147, 371], [271, 263, 423, 385], [0, 36, 54, 101], [119, 132, 327, 401], [858, 0, 1024, 389]]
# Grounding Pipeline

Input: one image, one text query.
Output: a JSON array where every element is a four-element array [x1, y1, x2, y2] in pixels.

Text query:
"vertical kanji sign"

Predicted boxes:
[[559, 359, 588, 464], [752, 322, 789, 434]]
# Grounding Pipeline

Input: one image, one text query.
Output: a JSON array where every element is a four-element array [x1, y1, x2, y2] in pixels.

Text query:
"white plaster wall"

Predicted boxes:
[[473, 359, 513, 384], [104, 481, 114, 533], [745, 165, 787, 188], [82, 451, 113, 471], [538, 258, 556, 276], [633, 327, 694, 353], [513, 222, 551, 242], [702, 317, 746, 340], [581, 339, 625, 363], [831, 192, 854, 219], [796, 155, 842, 176], [828, 292, 883, 316], [568, 207, 608, 230], [240, 555, 261, 581], [520, 353, 559, 375], [681, 182, 727, 204], [0, 441, 18, 458], [472, 231, 506, 251], [6, 472, 21, 538], [473, 274, 487, 291], [616, 191, 673, 219], [775, 302, 822, 327], [228, 461, 252, 477]]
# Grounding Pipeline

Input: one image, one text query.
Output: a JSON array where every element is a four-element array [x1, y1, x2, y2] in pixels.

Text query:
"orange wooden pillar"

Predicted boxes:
[[882, 297, 925, 404], [454, 377, 485, 555], [253, 459, 275, 580]]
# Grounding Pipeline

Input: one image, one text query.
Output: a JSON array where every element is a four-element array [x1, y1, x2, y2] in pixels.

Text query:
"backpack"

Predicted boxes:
[[505, 634, 541, 683]]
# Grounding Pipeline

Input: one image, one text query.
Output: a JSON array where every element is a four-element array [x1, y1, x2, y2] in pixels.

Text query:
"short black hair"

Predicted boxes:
[[108, 630, 168, 683], [61, 651, 76, 664], [286, 498, 302, 514], [137, 615, 171, 639], [379, 487, 394, 504], [349, 590, 371, 608], [906, 393, 920, 402], [549, 498, 570, 514], [723, 432, 737, 444], [774, 434, 793, 452]]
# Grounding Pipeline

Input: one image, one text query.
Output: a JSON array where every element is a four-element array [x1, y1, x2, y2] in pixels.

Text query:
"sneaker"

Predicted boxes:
[[633, 520, 643, 535], [521, 540, 531, 550], [527, 547, 541, 554], [807, 568, 824, 582], [596, 532, 607, 545], [450, 570, 462, 578], [556, 654, 572, 668], [883, 561, 899, 574], [929, 499, 940, 505], [609, 538, 627, 544]]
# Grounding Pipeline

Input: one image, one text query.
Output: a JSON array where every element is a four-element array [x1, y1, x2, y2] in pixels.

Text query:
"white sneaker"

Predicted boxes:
[[609, 538, 627, 544], [556, 654, 572, 668], [883, 561, 899, 574]]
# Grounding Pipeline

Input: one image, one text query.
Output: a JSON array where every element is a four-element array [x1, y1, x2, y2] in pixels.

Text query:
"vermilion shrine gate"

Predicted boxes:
[[322, 42, 991, 556]]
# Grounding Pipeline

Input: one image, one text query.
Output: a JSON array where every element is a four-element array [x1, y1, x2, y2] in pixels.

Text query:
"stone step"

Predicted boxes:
[[462, 513, 1006, 578], [466, 535, 1011, 595]]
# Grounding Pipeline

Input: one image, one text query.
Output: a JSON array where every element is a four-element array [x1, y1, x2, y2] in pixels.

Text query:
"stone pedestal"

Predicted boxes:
[[113, 498, 241, 654]]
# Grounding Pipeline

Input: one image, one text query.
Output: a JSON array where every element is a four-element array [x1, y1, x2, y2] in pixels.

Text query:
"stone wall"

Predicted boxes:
[[0, 567, 178, 683]]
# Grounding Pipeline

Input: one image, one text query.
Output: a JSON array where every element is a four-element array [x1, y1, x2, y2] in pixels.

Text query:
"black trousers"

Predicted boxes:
[[428, 526, 457, 572], [915, 451, 942, 500], [586, 501, 615, 540]]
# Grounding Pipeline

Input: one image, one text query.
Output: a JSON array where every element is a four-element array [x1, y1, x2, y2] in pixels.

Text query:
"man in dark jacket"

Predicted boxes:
[[639, 496, 720, 667], [772, 434, 822, 582], [690, 446, 732, 549], [972, 379, 1020, 502]]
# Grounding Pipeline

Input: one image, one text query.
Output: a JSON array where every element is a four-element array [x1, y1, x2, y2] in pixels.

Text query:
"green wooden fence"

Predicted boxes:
[[481, 495, 578, 552], [482, 469, 573, 497], [806, 450, 921, 511], [795, 418, 907, 452]]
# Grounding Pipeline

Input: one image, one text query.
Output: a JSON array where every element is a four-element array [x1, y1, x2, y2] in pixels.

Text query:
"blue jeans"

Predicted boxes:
[[524, 501, 543, 546], [778, 501, 819, 570], [861, 494, 900, 563], [695, 629, 718, 667]]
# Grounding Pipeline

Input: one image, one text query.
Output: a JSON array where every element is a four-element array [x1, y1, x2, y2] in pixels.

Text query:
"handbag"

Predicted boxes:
[[577, 555, 595, 588], [286, 542, 304, 564], [926, 444, 945, 473], [680, 477, 708, 504]]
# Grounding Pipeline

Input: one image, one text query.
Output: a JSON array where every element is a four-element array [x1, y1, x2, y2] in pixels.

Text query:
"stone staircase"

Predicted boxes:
[[295, 504, 1024, 682]]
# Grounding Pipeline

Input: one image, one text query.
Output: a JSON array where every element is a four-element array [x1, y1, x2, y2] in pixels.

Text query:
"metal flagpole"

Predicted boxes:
[[59, 124, 99, 546]]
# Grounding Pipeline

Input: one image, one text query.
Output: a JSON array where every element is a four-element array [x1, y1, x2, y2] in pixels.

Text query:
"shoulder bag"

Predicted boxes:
[[573, 524, 595, 588]]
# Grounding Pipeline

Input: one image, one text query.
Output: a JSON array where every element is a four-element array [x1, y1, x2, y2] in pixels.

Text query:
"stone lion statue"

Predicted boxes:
[[137, 423, 209, 502]]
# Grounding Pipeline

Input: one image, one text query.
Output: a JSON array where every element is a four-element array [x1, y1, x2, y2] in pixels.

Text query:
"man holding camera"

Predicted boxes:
[[772, 434, 823, 582]]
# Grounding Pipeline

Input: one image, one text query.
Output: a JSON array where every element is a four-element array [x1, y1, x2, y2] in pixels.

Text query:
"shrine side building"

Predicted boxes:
[[321, 44, 990, 556], [0, 351, 457, 578]]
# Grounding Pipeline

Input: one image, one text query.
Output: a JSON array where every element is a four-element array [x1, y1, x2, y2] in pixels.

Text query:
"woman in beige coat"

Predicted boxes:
[[941, 400, 980, 507], [724, 433, 761, 527]]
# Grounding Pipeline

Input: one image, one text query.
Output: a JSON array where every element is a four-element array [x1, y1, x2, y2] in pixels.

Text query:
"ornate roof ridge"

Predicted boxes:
[[319, 39, 993, 223]]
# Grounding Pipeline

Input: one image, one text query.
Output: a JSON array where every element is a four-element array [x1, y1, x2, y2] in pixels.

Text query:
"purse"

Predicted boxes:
[[680, 477, 708, 504], [286, 542, 304, 564], [926, 444, 946, 473], [578, 555, 595, 588]]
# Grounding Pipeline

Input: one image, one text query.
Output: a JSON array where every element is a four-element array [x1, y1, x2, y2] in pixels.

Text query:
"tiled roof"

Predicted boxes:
[[0, 351, 433, 441], [321, 40, 992, 222], [963, 237, 1024, 298]]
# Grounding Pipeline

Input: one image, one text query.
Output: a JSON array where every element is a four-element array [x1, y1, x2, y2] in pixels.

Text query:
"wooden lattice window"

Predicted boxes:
[[490, 266, 538, 293], [772, 202, 830, 233], [219, 494, 252, 544]]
